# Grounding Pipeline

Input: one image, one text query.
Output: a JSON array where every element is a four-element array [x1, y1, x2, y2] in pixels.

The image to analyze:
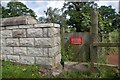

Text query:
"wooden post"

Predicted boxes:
[[90, 9, 98, 69], [60, 27, 65, 66]]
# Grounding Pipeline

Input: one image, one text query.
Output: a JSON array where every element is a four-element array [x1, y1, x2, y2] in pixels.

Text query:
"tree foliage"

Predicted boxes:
[[44, 7, 60, 23], [38, 16, 46, 23], [0, 4, 8, 18], [98, 6, 120, 34], [1, 1, 37, 19], [62, 2, 119, 32], [43, 7, 67, 27], [62, 2, 96, 32]]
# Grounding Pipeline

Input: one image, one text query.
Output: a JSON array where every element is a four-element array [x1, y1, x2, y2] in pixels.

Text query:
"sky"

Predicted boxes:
[[1, 0, 120, 19]]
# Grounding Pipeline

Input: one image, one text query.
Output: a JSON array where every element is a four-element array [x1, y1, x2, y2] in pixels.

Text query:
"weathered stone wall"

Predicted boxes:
[[0, 16, 61, 68]]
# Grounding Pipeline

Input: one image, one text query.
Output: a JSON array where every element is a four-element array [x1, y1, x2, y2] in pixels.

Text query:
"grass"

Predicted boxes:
[[2, 61, 120, 78], [56, 67, 119, 78], [2, 61, 40, 78]]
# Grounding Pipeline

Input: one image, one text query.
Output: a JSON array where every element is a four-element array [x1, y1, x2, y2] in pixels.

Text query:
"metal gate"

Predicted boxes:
[[62, 32, 90, 62]]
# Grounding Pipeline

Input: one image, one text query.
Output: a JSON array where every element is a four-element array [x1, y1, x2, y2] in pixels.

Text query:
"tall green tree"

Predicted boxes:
[[44, 7, 67, 27], [44, 7, 59, 23], [62, 2, 96, 32], [98, 6, 120, 34], [97, 5, 120, 48], [1, 1, 37, 19], [62, 2, 119, 33]]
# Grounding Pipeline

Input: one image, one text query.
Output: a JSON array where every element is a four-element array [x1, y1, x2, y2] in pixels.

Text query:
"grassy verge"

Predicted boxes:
[[2, 61, 40, 78], [2, 61, 120, 78], [57, 67, 119, 78]]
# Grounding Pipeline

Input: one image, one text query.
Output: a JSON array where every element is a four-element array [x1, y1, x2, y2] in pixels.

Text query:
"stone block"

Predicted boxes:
[[54, 37, 61, 46], [1, 47, 13, 55], [7, 55, 19, 62], [34, 23, 54, 28], [35, 37, 60, 47], [53, 24, 60, 27], [14, 47, 27, 55], [27, 47, 48, 57], [19, 56, 35, 64], [6, 38, 19, 46], [27, 28, 42, 38], [64, 62, 89, 72], [12, 29, 26, 38], [43, 48, 48, 57], [19, 38, 34, 47], [48, 46, 61, 57], [1, 54, 7, 61], [19, 24, 33, 28], [0, 39, 6, 46], [6, 26, 19, 29], [48, 28, 60, 37], [43, 28, 48, 37], [1, 30, 12, 38], [35, 38, 54, 47], [1, 16, 37, 26], [0, 27, 5, 30], [54, 54, 61, 64], [35, 57, 54, 66]]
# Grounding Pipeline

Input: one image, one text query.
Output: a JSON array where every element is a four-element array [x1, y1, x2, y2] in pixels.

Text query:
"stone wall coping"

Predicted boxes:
[[1, 16, 37, 27], [1, 16, 60, 28], [34, 23, 60, 28]]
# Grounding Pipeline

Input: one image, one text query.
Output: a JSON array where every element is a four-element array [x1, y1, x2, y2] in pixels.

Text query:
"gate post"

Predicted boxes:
[[90, 9, 98, 68]]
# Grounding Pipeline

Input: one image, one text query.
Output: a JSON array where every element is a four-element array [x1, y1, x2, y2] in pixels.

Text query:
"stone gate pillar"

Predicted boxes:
[[0, 16, 61, 68]]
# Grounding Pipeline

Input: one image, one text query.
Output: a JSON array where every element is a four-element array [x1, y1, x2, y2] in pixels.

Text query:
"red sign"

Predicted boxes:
[[70, 36, 82, 45]]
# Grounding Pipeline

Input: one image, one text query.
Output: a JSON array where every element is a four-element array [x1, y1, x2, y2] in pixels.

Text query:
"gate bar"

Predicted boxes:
[[93, 42, 120, 47]]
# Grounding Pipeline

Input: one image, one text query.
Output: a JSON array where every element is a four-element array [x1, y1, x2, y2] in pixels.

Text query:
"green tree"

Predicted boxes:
[[98, 5, 120, 43], [38, 16, 46, 23], [62, 2, 96, 32], [0, 4, 8, 18], [44, 7, 59, 23], [97, 6, 120, 55], [1, 1, 37, 19], [44, 7, 67, 27], [98, 6, 119, 34], [62, 2, 119, 33]]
